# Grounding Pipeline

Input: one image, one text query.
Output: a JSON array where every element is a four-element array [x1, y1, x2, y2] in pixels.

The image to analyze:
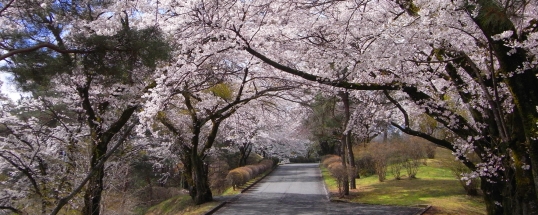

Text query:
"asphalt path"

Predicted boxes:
[[214, 163, 424, 215]]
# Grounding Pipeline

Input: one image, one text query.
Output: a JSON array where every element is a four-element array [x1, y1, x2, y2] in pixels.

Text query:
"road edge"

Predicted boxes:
[[204, 165, 279, 215]]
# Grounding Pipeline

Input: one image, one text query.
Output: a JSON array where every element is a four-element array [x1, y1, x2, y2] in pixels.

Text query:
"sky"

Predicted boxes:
[[0, 72, 23, 101]]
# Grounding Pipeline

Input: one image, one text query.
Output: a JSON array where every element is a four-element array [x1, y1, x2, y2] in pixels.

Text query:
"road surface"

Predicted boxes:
[[214, 163, 424, 215]]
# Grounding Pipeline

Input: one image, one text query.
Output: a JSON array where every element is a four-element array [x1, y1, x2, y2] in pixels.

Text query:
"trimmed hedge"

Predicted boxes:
[[289, 156, 319, 163], [226, 159, 275, 190]]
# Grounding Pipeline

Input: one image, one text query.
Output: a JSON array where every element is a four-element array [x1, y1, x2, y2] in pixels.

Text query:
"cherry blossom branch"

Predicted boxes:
[[383, 90, 409, 128], [0, 206, 23, 215], [407, 57, 463, 64], [243, 46, 399, 91], [0, 151, 43, 198], [0, 0, 15, 16], [449, 51, 510, 142]]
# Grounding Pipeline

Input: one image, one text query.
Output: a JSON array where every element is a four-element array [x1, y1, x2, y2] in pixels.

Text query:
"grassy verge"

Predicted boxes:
[[144, 195, 219, 215], [145, 167, 276, 215], [321, 148, 486, 214]]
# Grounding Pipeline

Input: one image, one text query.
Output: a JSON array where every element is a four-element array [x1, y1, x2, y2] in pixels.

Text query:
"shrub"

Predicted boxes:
[[259, 159, 273, 169], [401, 140, 425, 179], [270, 157, 280, 167], [403, 158, 420, 179], [423, 143, 436, 159], [322, 155, 351, 197], [245, 165, 261, 176], [389, 157, 404, 180], [209, 159, 229, 194], [356, 154, 376, 177], [226, 159, 275, 190], [370, 145, 389, 182], [289, 156, 319, 163], [322, 154, 341, 168], [327, 161, 347, 197], [238, 167, 253, 179], [226, 170, 246, 190]]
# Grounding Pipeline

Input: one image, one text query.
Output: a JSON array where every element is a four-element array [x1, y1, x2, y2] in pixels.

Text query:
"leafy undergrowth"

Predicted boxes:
[[321, 148, 486, 215]]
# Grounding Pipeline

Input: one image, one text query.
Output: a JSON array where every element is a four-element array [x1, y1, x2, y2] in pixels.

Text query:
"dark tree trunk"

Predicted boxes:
[[82, 142, 107, 215], [340, 135, 349, 196], [481, 176, 504, 215], [189, 150, 213, 205], [339, 91, 356, 189], [238, 142, 252, 167]]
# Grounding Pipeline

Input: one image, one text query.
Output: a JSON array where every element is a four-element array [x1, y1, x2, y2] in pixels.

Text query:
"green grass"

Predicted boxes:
[[144, 195, 219, 215], [321, 148, 487, 214]]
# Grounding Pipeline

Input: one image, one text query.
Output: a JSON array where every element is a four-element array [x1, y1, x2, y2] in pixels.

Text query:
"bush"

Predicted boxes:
[[389, 157, 404, 180], [401, 140, 425, 179], [209, 159, 229, 194], [322, 155, 349, 197], [245, 165, 261, 176], [226, 159, 275, 190], [356, 154, 376, 177], [370, 145, 389, 182], [270, 157, 280, 167], [322, 154, 341, 168], [423, 143, 436, 159], [403, 159, 420, 179], [289, 156, 319, 163]]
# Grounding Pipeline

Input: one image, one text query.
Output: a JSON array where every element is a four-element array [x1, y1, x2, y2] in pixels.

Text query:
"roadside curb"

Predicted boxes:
[[242, 165, 278, 193], [204, 165, 279, 215], [415, 204, 432, 215], [319, 163, 331, 201], [204, 201, 228, 215]]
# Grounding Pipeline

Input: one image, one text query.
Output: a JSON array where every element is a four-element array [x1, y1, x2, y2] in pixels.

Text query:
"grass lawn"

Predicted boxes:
[[322, 148, 486, 215]]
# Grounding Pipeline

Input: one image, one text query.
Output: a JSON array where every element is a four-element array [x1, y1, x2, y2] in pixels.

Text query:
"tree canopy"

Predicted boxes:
[[1, 0, 538, 214]]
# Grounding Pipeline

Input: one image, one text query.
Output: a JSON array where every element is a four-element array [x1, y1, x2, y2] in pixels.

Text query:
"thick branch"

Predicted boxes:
[[383, 90, 409, 128], [102, 105, 139, 143], [0, 43, 89, 61], [244, 47, 399, 90], [0, 205, 23, 215]]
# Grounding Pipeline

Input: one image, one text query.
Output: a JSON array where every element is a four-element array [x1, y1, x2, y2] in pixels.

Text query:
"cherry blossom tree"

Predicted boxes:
[[0, 1, 170, 214], [140, 56, 296, 204], [226, 0, 538, 214]]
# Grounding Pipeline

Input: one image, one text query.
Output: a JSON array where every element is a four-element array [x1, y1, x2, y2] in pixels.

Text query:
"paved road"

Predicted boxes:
[[214, 163, 424, 215]]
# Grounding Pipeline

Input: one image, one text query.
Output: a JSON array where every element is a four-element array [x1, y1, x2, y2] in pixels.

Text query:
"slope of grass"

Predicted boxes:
[[322, 148, 486, 214], [144, 195, 219, 215], [145, 167, 276, 214]]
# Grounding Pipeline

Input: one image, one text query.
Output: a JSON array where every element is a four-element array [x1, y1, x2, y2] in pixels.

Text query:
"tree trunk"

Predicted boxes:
[[346, 134, 356, 189], [480, 176, 504, 215], [238, 142, 252, 167], [82, 142, 107, 215], [189, 153, 213, 205], [340, 135, 349, 196], [339, 91, 356, 189]]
